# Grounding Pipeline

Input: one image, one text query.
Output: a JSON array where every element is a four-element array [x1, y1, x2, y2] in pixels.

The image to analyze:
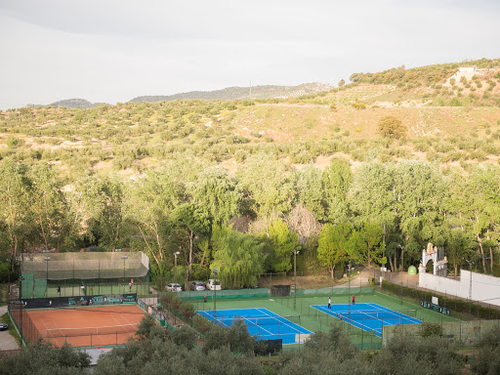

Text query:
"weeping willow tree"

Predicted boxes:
[[211, 225, 265, 289]]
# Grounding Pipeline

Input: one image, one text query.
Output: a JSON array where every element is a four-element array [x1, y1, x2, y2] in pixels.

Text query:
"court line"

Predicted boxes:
[[197, 308, 309, 336], [364, 303, 421, 324], [201, 309, 275, 335], [311, 305, 381, 335], [256, 308, 310, 334]]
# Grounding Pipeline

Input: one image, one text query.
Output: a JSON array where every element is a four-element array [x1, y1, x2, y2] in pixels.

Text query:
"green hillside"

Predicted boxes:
[[1, 58, 500, 175], [1, 58, 500, 288]]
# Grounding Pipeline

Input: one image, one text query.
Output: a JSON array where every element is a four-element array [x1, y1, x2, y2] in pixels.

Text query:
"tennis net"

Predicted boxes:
[[215, 315, 301, 326], [45, 323, 139, 338], [336, 310, 416, 320]]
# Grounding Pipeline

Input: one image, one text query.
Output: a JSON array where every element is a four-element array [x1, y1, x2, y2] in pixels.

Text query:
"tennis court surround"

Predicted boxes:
[[193, 287, 458, 350], [20, 305, 146, 348], [311, 302, 422, 337], [197, 307, 312, 344]]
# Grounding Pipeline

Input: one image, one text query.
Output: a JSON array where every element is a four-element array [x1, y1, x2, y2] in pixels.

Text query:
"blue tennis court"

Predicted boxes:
[[311, 303, 421, 337], [197, 307, 312, 344]]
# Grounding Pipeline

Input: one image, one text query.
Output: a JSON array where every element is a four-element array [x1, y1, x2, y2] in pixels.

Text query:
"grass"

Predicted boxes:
[[190, 288, 458, 350], [1, 312, 22, 346], [0, 283, 8, 305], [2, 95, 500, 176]]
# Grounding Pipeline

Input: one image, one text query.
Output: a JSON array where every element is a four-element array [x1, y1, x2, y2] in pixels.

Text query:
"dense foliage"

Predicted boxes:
[[1, 153, 500, 283], [0, 316, 474, 375], [1, 58, 500, 282]]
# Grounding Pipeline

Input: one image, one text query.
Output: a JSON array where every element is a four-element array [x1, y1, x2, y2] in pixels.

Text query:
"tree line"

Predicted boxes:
[[3, 315, 500, 375], [0, 153, 499, 286]]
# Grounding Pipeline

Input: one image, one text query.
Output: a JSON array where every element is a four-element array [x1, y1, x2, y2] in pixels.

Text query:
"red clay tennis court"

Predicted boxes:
[[25, 305, 146, 348]]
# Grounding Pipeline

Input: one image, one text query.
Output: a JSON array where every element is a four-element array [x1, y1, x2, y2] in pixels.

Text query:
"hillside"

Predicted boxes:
[[129, 82, 335, 103], [1, 58, 499, 176]]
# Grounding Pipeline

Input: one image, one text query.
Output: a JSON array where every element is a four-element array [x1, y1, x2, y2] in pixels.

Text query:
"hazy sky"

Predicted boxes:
[[1, 0, 499, 109]]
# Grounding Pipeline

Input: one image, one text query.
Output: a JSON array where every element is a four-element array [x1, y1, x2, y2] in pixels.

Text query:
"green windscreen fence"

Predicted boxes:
[[296, 286, 374, 296], [22, 274, 34, 298], [34, 279, 47, 298], [20, 252, 150, 298], [178, 288, 270, 301]]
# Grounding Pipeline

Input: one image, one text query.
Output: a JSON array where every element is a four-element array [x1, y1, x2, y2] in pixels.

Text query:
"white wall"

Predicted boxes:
[[419, 270, 500, 307]]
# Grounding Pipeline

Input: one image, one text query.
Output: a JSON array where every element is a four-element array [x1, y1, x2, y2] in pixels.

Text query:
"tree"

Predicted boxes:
[[0, 340, 90, 375], [237, 153, 295, 217], [468, 165, 500, 273], [268, 218, 300, 272], [393, 160, 447, 267], [125, 168, 185, 271], [27, 162, 65, 252], [0, 158, 29, 269], [349, 162, 396, 226], [64, 172, 107, 248], [373, 330, 462, 375], [191, 166, 243, 225], [445, 229, 476, 278], [321, 158, 352, 224], [286, 204, 322, 245], [203, 318, 255, 355], [293, 165, 325, 221], [377, 116, 407, 139], [317, 222, 357, 279], [211, 225, 265, 288], [171, 202, 211, 290], [85, 173, 130, 251], [278, 325, 370, 375], [471, 324, 500, 375], [358, 221, 385, 267]]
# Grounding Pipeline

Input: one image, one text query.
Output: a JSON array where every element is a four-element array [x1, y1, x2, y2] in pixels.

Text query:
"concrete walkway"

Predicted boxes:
[[0, 305, 20, 351]]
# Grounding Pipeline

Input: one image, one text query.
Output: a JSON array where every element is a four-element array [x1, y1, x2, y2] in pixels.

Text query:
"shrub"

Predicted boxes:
[[350, 102, 366, 110], [377, 116, 407, 139], [419, 322, 444, 338], [5, 137, 25, 147]]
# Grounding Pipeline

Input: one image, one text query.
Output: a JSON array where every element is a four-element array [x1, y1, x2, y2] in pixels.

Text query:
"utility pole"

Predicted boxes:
[[249, 81, 252, 100], [293, 249, 300, 310], [213, 267, 219, 324]]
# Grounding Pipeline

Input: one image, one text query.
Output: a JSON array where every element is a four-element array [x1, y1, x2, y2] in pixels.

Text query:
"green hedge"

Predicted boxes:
[[381, 280, 500, 320]]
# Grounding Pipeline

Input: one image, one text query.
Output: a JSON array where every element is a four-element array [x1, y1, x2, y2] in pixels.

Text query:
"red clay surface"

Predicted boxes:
[[25, 305, 145, 348]]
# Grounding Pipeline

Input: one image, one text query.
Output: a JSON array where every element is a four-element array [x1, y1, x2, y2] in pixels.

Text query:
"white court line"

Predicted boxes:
[[310, 305, 380, 336], [199, 309, 274, 334], [365, 303, 421, 324], [256, 308, 308, 334]]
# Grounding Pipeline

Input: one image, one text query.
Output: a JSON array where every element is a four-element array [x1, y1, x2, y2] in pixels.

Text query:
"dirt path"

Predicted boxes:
[[0, 305, 20, 350]]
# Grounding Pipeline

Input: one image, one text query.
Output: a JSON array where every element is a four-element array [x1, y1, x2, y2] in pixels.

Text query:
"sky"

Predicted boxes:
[[1, 0, 499, 110]]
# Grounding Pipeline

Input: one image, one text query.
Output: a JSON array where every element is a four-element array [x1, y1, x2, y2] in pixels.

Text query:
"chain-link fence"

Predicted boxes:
[[383, 319, 500, 347], [381, 280, 500, 320], [20, 252, 150, 298]]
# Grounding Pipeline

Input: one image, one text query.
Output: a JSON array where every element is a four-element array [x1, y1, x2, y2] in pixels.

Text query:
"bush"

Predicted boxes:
[[378, 116, 407, 139], [419, 322, 444, 338]]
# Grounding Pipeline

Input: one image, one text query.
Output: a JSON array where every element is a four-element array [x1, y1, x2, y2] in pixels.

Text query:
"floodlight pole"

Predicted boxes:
[[348, 263, 351, 306], [19, 275, 24, 342], [294, 249, 300, 310], [174, 251, 180, 282], [213, 267, 219, 324]]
